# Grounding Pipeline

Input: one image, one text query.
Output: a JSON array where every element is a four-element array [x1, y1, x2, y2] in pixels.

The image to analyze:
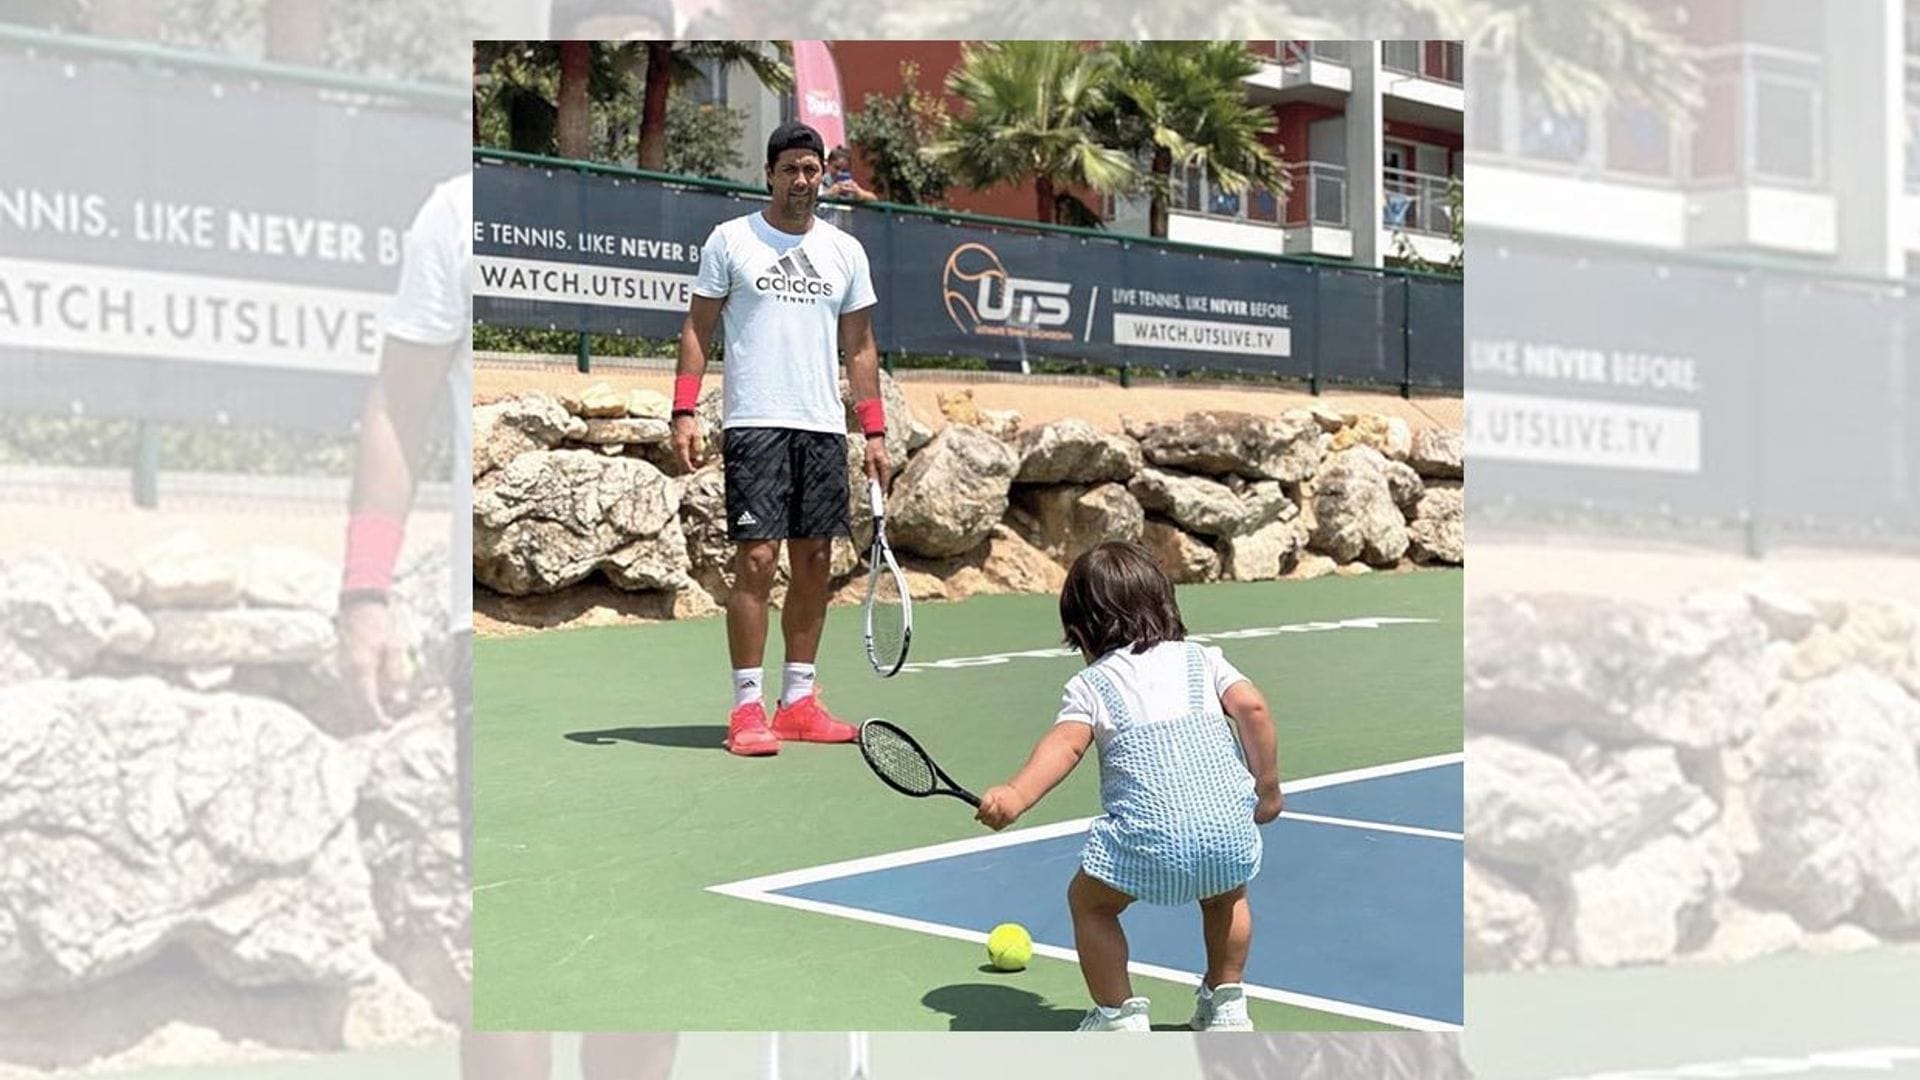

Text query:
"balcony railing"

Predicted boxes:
[[1282, 162, 1349, 228], [1382, 40, 1463, 86], [1171, 164, 1284, 227], [1382, 167, 1457, 237], [1278, 41, 1349, 67], [1905, 57, 1920, 192]]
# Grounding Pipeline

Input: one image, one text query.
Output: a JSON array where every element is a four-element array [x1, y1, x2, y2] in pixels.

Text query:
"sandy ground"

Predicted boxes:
[[473, 357, 1464, 435]]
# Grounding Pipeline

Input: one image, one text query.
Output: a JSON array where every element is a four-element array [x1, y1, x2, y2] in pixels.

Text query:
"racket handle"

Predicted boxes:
[[958, 788, 982, 808], [868, 476, 885, 519]]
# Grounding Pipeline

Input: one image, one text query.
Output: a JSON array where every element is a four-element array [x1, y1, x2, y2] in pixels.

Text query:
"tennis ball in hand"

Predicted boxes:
[[986, 923, 1033, 972]]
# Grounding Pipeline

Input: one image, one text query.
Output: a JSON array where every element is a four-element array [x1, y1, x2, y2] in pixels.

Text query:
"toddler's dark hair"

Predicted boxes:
[[1059, 541, 1187, 659]]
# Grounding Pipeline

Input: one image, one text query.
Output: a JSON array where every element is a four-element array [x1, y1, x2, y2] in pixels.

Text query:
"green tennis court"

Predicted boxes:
[[472, 570, 1463, 1032]]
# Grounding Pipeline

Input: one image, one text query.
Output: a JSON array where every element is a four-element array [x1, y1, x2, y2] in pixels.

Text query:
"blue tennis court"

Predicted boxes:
[[713, 757, 1463, 1029]]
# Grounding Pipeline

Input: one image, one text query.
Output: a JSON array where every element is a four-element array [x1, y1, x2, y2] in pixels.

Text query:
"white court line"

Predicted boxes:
[[1281, 812, 1463, 842], [707, 753, 1464, 1032], [714, 753, 1463, 895], [704, 886, 1458, 1032]]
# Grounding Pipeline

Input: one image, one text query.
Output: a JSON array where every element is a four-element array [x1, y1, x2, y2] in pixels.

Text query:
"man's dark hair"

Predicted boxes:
[[766, 121, 826, 166], [1059, 541, 1188, 659]]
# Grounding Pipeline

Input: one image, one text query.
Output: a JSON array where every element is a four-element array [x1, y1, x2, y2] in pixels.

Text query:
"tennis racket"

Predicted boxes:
[[862, 477, 912, 677], [858, 719, 979, 807]]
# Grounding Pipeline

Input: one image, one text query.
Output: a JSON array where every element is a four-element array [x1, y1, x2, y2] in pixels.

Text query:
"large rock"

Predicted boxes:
[[1465, 593, 1765, 750], [1410, 427, 1464, 479], [888, 426, 1019, 558], [945, 525, 1068, 600], [0, 678, 377, 996], [1465, 735, 1602, 872], [1568, 835, 1717, 967], [1743, 669, 1920, 932], [241, 547, 337, 612], [1142, 519, 1220, 584], [1332, 413, 1414, 462], [143, 609, 335, 665], [1579, 744, 1717, 864], [1408, 486, 1464, 565], [574, 381, 628, 418], [1127, 468, 1294, 539], [472, 392, 581, 477], [0, 551, 119, 683], [1309, 447, 1408, 566], [1383, 459, 1425, 513], [1014, 419, 1142, 485], [572, 417, 670, 448], [1134, 410, 1321, 482], [1219, 519, 1305, 582], [352, 708, 467, 1021], [678, 464, 732, 596], [1011, 484, 1144, 566], [1464, 861, 1546, 971], [1746, 581, 1820, 643], [473, 451, 686, 595], [138, 533, 242, 608]]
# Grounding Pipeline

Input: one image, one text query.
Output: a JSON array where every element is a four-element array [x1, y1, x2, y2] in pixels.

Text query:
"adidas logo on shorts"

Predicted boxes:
[[736, 510, 759, 526], [753, 249, 836, 300]]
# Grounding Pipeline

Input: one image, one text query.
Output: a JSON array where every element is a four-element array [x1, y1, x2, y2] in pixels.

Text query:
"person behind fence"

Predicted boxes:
[[822, 145, 878, 203], [670, 119, 892, 756]]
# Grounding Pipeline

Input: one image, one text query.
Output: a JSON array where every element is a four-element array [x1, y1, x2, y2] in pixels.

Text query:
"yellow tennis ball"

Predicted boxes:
[[986, 923, 1032, 972]]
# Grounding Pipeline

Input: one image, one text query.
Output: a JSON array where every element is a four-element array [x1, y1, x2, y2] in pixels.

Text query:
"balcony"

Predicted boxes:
[[1380, 40, 1465, 128], [1161, 160, 1357, 259], [1245, 40, 1352, 106], [1687, 43, 1835, 255], [1381, 40, 1462, 85], [1382, 166, 1459, 265]]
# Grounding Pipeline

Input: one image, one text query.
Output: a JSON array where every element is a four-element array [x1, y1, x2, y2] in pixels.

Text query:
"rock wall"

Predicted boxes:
[[1464, 585, 1920, 972], [0, 537, 461, 1068], [474, 376, 1465, 620]]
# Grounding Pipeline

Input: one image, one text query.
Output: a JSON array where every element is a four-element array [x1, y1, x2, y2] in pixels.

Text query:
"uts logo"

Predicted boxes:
[[942, 242, 1075, 341], [755, 249, 836, 302]]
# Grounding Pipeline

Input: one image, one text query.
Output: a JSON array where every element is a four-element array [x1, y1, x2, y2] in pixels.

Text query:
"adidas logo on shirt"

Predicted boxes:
[[736, 510, 759, 526], [753, 249, 836, 300]]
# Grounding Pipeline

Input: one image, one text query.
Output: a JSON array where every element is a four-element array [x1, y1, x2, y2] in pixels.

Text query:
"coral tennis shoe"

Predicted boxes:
[[725, 701, 780, 756], [770, 687, 857, 743]]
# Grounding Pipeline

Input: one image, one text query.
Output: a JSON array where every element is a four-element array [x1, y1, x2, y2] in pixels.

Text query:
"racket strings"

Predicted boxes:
[[868, 564, 907, 661], [863, 726, 937, 795]]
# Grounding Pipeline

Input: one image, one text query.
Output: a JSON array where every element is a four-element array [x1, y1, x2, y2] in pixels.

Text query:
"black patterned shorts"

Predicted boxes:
[[723, 427, 851, 541]]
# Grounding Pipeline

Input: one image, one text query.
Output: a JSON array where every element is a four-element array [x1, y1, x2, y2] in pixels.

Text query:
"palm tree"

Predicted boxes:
[[1099, 41, 1286, 239], [929, 41, 1137, 225], [1403, 0, 1699, 120], [635, 42, 793, 171], [556, 42, 593, 159]]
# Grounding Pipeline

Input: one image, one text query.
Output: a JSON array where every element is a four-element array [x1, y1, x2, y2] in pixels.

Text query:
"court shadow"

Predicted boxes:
[[921, 984, 1085, 1031], [564, 726, 729, 750]]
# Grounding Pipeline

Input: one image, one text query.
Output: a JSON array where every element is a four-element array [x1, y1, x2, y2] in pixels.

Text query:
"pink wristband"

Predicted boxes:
[[854, 398, 886, 436], [673, 374, 701, 413], [342, 512, 404, 592]]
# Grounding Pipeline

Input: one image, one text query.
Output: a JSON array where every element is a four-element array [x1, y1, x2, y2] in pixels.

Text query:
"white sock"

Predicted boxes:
[[779, 663, 817, 706], [732, 667, 763, 709]]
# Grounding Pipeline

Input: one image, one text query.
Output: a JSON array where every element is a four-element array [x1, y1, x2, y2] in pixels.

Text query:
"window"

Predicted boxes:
[[1519, 91, 1590, 164]]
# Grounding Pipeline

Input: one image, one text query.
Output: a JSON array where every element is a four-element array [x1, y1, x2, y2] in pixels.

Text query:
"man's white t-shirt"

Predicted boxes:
[[1054, 642, 1251, 750], [692, 211, 877, 433], [380, 172, 472, 634]]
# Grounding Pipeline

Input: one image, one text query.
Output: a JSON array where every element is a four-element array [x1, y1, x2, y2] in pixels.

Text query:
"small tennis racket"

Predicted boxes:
[[862, 477, 913, 677], [858, 719, 979, 807]]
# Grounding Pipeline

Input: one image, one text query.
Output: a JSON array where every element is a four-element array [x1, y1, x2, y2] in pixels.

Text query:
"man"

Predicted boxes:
[[338, 174, 678, 1080], [671, 120, 891, 757]]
